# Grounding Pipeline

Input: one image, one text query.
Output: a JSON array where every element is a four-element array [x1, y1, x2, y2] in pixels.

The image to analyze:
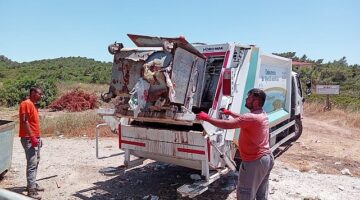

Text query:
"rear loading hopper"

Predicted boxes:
[[102, 34, 206, 125]]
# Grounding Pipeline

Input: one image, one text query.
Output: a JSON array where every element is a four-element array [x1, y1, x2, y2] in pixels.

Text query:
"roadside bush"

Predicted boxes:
[[0, 78, 57, 107]]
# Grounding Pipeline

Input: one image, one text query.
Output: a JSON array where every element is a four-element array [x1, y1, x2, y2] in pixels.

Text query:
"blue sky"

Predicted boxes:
[[1, 0, 359, 65]]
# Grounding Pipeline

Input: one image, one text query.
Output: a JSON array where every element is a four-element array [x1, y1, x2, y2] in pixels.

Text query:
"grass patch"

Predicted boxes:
[[304, 102, 360, 129], [57, 82, 108, 96], [40, 110, 114, 138]]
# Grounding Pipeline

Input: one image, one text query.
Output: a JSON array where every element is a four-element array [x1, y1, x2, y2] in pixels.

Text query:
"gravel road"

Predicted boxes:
[[1, 116, 360, 200]]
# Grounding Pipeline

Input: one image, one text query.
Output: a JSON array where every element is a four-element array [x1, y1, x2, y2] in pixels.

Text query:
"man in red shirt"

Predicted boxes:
[[197, 88, 274, 200], [19, 87, 44, 200]]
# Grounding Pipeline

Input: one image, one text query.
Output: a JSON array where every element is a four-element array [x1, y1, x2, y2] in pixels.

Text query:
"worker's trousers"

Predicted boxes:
[[21, 137, 42, 189], [237, 153, 274, 200]]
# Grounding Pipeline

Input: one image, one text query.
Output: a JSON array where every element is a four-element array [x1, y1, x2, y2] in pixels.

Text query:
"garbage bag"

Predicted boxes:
[[128, 78, 150, 117]]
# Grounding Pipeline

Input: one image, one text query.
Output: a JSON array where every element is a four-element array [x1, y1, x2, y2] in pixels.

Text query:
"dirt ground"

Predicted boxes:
[[277, 117, 360, 177], [1, 115, 360, 200]]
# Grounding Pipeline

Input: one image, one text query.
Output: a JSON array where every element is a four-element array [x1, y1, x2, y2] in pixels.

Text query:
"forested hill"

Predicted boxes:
[[0, 55, 112, 84], [1, 54, 360, 110], [275, 52, 360, 110], [0, 55, 112, 107]]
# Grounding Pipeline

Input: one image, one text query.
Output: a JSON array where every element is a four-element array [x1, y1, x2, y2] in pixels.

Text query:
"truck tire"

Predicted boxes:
[[291, 119, 303, 141], [234, 150, 242, 171], [0, 170, 8, 180]]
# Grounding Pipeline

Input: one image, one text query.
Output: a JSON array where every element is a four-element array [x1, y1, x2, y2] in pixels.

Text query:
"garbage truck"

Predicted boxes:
[[98, 34, 304, 198]]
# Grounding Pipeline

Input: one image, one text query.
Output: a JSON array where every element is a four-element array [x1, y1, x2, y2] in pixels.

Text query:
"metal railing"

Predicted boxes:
[[95, 123, 108, 159]]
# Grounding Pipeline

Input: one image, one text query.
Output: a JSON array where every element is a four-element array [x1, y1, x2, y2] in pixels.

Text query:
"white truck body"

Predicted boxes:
[[98, 34, 304, 198]]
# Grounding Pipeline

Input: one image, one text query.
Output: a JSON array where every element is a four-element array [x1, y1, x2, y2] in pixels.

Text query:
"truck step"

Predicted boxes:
[[177, 167, 230, 198], [177, 182, 208, 198]]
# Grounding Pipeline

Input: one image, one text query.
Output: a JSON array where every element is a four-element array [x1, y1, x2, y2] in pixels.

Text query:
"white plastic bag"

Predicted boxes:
[[128, 78, 150, 117], [163, 70, 176, 102]]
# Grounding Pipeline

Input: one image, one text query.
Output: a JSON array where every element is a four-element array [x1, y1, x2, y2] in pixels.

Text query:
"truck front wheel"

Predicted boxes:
[[234, 150, 242, 171], [0, 169, 8, 180], [291, 118, 303, 141]]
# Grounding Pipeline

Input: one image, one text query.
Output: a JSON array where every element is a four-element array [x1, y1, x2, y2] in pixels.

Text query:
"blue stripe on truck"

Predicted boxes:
[[240, 47, 259, 114], [234, 48, 260, 143], [267, 109, 289, 126]]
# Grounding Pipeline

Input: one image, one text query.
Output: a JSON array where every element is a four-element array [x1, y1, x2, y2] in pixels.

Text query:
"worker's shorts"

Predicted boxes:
[[237, 153, 274, 200]]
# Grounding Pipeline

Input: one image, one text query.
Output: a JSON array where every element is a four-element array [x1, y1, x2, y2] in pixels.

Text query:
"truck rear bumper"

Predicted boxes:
[[120, 124, 210, 170]]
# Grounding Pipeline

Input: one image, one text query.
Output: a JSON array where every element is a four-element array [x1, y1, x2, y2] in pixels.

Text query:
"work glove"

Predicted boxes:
[[196, 111, 210, 121], [220, 108, 232, 115], [30, 136, 39, 148]]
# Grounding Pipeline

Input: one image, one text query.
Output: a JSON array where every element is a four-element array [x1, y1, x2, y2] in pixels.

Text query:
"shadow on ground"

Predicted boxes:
[[73, 162, 237, 200]]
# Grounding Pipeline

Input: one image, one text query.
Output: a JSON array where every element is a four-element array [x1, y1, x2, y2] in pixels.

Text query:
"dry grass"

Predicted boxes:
[[304, 102, 360, 129], [0, 107, 18, 120], [40, 110, 114, 138], [2, 83, 114, 138], [57, 82, 109, 96], [0, 108, 115, 138]]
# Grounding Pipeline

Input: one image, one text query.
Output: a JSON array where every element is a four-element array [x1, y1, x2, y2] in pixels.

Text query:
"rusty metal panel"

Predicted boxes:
[[111, 59, 143, 96], [192, 58, 206, 107], [127, 34, 205, 59], [110, 50, 155, 97], [127, 34, 164, 47], [171, 48, 206, 106], [118, 50, 154, 62], [171, 48, 193, 104]]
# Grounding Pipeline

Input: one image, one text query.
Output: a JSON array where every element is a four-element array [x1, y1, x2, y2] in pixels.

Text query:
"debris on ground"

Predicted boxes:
[[338, 185, 345, 191], [190, 174, 201, 181], [340, 168, 352, 176], [143, 194, 159, 200], [48, 90, 98, 112]]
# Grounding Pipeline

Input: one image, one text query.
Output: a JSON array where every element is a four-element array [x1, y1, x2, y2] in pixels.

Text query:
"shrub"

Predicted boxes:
[[0, 78, 57, 107]]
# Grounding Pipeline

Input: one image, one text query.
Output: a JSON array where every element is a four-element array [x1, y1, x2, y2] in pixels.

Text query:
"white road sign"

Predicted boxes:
[[316, 85, 340, 95]]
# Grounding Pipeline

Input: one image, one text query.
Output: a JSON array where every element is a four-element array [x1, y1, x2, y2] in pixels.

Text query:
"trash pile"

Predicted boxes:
[[102, 36, 207, 122], [48, 90, 98, 112]]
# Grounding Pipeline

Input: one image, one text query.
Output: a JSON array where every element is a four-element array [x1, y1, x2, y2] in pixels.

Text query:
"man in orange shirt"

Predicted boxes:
[[197, 88, 274, 200], [19, 87, 44, 200]]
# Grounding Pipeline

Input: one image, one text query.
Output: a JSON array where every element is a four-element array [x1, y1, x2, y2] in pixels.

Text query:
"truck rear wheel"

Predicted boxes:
[[291, 118, 303, 141]]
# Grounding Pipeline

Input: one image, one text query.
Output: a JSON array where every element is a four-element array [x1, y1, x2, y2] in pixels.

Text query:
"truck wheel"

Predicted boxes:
[[234, 150, 242, 171], [291, 119, 303, 141], [0, 170, 8, 180]]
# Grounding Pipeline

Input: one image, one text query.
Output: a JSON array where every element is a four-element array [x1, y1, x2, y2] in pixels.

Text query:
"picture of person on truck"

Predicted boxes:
[[197, 88, 274, 200]]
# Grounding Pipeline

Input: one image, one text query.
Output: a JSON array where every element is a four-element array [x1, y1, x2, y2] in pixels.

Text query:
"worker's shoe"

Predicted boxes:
[[27, 184, 45, 192], [27, 188, 42, 199], [35, 183, 45, 191]]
